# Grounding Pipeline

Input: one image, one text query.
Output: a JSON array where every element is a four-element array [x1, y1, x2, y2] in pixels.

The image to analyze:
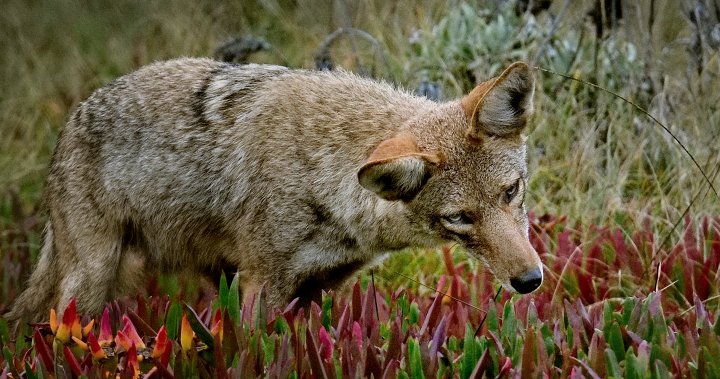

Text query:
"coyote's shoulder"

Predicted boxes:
[[9, 58, 543, 322]]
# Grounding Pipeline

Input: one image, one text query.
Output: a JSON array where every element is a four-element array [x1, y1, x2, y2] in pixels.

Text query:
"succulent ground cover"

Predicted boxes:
[[1, 0, 719, 377], [1, 215, 718, 377]]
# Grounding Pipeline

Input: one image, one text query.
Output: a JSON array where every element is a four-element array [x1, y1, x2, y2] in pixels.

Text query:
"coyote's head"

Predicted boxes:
[[359, 62, 542, 294]]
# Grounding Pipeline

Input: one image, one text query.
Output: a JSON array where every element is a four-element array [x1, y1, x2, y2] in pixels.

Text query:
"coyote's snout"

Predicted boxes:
[[9, 58, 542, 322]]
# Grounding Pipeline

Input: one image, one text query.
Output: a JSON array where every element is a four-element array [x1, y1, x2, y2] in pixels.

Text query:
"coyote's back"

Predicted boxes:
[[10, 58, 543, 322]]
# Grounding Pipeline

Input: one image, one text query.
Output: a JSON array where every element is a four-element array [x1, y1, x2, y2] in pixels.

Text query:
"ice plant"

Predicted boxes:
[[87, 331, 108, 360], [351, 321, 362, 350], [151, 325, 171, 367], [72, 320, 95, 351], [210, 308, 223, 344], [49, 308, 58, 334], [49, 298, 95, 345], [32, 329, 54, 374], [69, 312, 82, 340], [63, 346, 83, 376], [11, 217, 720, 377], [71, 336, 88, 351], [53, 298, 80, 344], [97, 307, 113, 347], [82, 318, 95, 336], [126, 342, 140, 379], [318, 327, 333, 362], [115, 314, 145, 351], [180, 313, 194, 353], [115, 331, 133, 352]]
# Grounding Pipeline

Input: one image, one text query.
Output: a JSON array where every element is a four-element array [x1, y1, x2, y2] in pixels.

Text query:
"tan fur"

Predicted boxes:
[[8, 58, 542, 322], [462, 62, 535, 140]]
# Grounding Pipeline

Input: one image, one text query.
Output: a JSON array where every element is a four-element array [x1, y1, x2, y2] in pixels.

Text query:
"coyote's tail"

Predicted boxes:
[[5, 221, 60, 323]]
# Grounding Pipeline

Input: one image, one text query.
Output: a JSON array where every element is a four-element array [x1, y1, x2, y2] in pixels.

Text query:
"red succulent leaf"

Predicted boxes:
[[351, 282, 362, 322], [418, 289, 443, 337], [469, 348, 491, 379], [568, 356, 602, 379], [428, 314, 449, 374], [498, 356, 512, 377], [487, 331, 505, 357], [98, 307, 114, 346], [450, 274, 463, 304], [695, 264, 712, 301], [54, 298, 79, 344], [32, 329, 54, 374], [383, 317, 402, 370], [283, 297, 300, 319], [587, 331, 606, 377], [210, 307, 224, 344], [381, 359, 400, 379], [351, 321, 363, 351], [557, 230, 575, 259], [577, 267, 595, 304], [442, 246, 456, 276], [115, 331, 132, 352], [119, 314, 146, 349], [151, 325, 171, 367], [86, 331, 107, 361], [305, 326, 329, 379], [61, 298, 82, 342], [335, 303, 351, 340], [126, 342, 140, 379], [213, 331, 228, 379], [127, 308, 156, 337], [61, 298, 78, 328], [318, 327, 333, 362], [564, 300, 584, 349], [361, 281, 377, 336], [430, 313, 448, 354], [521, 325, 537, 375], [63, 346, 83, 376], [364, 344, 382, 379]]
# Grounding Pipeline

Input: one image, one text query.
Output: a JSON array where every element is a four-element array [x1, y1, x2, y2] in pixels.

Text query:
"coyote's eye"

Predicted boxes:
[[443, 213, 472, 225], [503, 179, 521, 204]]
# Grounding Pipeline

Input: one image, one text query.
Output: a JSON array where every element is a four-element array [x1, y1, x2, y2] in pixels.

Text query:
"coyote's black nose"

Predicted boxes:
[[510, 267, 543, 294]]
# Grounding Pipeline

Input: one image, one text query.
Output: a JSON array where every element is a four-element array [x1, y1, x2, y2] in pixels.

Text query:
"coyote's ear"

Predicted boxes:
[[358, 134, 440, 201], [462, 62, 535, 140]]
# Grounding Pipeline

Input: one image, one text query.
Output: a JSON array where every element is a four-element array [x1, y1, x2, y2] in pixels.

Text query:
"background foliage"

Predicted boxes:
[[1, 0, 719, 377]]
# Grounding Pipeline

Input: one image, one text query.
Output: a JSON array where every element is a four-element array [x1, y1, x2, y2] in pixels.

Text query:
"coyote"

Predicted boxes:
[[9, 58, 542, 321]]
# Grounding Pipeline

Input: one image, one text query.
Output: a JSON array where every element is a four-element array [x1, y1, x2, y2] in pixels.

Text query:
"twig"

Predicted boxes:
[[474, 287, 503, 337], [678, 294, 720, 316], [380, 270, 487, 314]]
